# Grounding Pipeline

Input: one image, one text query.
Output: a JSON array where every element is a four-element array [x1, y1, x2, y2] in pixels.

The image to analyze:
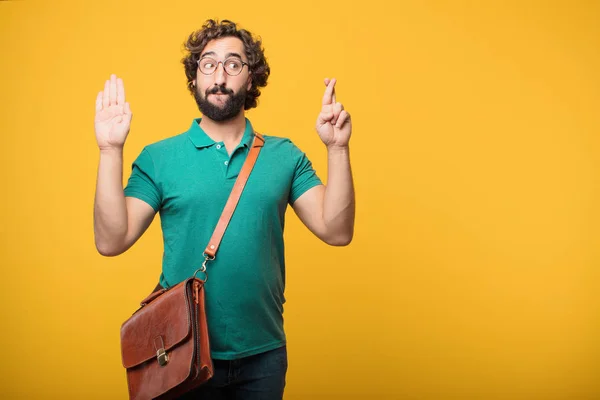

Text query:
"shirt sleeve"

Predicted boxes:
[[289, 143, 323, 205], [123, 147, 162, 212]]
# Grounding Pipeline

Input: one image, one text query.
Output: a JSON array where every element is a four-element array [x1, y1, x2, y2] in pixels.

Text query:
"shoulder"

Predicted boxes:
[[262, 134, 292, 146], [258, 134, 317, 179], [129, 132, 189, 174], [143, 132, 188, 155], [261, 134, 305, 156]]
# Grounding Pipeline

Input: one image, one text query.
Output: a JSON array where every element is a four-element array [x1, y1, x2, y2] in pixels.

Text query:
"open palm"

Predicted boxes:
[[95, 74, 132, 150]]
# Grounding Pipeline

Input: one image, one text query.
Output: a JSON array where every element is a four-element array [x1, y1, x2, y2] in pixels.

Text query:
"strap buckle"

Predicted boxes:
[[193, 255, 214, 282]]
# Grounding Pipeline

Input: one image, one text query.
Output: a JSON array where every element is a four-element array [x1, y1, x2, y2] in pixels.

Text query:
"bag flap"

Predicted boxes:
[[120, 280, 192, 368]]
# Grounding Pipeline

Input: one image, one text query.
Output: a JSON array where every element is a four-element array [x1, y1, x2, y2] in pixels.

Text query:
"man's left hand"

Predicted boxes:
[[316, 78, 352, 148]]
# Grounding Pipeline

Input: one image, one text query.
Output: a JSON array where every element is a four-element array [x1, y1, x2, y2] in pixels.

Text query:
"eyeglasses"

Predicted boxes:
[[197, 57, 249, 76]]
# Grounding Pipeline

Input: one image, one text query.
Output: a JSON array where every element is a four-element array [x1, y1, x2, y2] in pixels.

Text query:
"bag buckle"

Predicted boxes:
[[156, 348, 169, 366], [154, 336, 168, 367]]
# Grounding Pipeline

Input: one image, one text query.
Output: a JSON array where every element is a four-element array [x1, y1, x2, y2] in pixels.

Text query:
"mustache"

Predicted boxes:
[[206, 85, 234, 96]]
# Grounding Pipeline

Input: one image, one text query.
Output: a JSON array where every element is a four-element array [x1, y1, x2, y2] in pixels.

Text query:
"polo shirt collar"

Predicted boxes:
[[187, 117, 255, 149]]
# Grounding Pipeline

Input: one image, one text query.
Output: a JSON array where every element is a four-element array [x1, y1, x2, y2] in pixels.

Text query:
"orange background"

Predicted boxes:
[[0, 0, 599, 399]]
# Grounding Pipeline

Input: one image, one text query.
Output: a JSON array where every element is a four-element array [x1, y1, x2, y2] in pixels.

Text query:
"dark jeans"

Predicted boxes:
[[178, 345, 288, 400]]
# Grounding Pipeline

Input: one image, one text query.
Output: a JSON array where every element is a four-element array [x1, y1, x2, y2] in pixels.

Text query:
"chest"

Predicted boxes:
[[158, 147, 295, 217]]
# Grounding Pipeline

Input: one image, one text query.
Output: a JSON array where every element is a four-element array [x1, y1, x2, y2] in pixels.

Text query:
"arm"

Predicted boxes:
[[93, 74, 157, 256], [94, 148, 156, 256], [292, 78, 355, 246]]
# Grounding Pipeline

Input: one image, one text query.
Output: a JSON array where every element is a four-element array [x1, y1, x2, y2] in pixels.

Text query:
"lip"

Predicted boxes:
[[210, 93, 229, 102]]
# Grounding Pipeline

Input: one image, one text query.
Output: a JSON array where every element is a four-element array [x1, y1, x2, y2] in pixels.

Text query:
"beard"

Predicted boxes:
[[194, 84, 247, 122]]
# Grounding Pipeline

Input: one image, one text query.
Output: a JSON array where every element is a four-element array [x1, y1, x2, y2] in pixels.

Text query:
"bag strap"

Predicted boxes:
[[153, 132, 264, 292], [203, 132, 264, 259]]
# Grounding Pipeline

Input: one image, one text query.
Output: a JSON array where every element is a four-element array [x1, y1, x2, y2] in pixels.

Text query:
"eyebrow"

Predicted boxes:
[[200, 51, 244, 60]]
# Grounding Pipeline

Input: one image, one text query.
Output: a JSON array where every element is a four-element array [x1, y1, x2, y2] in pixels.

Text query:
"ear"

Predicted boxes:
[[246, 75, 252, 91]]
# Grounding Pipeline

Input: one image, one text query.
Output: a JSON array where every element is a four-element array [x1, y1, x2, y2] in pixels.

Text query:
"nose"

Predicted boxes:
[[213, 61, 227, 87]]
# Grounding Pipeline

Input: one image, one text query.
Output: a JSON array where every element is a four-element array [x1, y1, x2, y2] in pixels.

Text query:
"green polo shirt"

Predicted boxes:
[[123, 117, 322, 360]]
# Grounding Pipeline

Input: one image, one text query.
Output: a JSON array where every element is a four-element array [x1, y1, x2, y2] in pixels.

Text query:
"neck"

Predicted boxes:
[[199, 111, 247, 146]]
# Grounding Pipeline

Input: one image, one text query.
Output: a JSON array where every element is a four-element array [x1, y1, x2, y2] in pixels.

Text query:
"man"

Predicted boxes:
[[93, 19, 354, 399]]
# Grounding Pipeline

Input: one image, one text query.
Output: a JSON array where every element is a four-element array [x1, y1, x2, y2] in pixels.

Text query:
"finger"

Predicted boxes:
[[318, 111, 335, 124], [335, 110, 350, 129], [320, 103, 333, 113], [109, 74, 118, 106], [102, 80, 110, 108], [95, 91, 103, 112], [322, 78, 336, 105], [117, 77, 125, 106], [332, 102, 344, 125], [333, 102, 344, 114], [324, 78, 337, 103], [332, 84, 336, 104]]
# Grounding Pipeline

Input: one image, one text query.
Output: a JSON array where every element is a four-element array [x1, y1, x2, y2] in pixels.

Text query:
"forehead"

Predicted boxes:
[[200, 37, 245, 59]]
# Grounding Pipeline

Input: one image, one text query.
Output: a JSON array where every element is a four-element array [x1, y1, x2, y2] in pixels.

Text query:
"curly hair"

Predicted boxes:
[[182, 19, 270, 110]]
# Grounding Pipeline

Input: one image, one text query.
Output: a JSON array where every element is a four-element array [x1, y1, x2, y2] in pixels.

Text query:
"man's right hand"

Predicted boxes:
[[93, 74, 156, 257], [95, 74, 132, 151]]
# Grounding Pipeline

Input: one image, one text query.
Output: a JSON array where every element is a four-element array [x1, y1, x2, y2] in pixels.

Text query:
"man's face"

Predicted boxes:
[[193, 37, 252, 122]]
